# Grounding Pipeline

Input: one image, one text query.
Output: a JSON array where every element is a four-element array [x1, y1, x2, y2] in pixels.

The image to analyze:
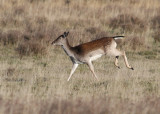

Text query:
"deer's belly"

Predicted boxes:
[[88, 49, 104, 61], [90, 54, 103, 61]]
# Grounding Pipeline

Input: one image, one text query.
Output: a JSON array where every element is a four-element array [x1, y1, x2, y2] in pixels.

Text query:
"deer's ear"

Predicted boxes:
[[66, 32, 69, 36], [64, 31, 69, 37]]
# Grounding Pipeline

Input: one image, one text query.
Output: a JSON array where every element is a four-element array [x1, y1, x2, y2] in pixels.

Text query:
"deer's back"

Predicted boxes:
[[72, 37, 113, 56]]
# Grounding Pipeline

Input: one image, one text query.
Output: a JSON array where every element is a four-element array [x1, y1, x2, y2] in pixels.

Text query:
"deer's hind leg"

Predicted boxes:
[[115, 56, 120, 69], [122, 51, 134, 70], [111, 48, 123, 69], [108, 48, 134, 70]]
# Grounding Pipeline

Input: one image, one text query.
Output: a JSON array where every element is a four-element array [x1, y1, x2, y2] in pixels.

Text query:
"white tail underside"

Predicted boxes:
[[113, 36, 125, 39]]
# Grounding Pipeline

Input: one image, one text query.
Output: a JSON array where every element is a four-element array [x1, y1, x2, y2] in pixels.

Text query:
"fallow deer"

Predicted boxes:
[[51, 32, 134, 81]]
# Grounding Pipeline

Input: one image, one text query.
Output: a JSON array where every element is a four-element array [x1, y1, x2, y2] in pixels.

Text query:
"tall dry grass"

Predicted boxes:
[[0, 0, 160, 113], [0, 0, 160, 54]]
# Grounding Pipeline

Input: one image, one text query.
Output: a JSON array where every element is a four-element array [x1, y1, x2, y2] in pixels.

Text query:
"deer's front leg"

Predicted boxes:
[[87, 61, 99, 81], [67, 64, 79, 81]]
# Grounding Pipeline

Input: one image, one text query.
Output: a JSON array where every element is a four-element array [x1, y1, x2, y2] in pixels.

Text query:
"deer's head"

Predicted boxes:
[[51, 32, 69, 46]]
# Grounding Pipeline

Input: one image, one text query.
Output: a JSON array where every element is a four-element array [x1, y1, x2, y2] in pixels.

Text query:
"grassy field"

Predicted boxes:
[[0, 0, 160, 113]]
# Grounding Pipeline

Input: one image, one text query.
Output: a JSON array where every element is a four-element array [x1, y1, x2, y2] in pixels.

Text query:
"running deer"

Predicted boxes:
[[51, 32, 134, 81]]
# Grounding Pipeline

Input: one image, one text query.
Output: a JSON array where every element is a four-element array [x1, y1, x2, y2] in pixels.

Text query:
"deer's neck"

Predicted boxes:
[[61, 39, 74, 57]]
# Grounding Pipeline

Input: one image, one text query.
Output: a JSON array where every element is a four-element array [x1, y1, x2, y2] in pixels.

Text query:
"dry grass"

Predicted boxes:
[[0, 46, 160, 114], [0, 97, 160, 114], [0, 0, 160, 114], [109, 14, 147, 33]]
